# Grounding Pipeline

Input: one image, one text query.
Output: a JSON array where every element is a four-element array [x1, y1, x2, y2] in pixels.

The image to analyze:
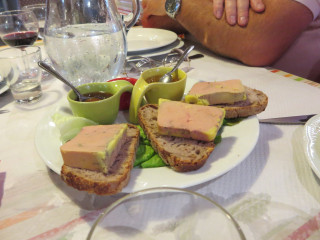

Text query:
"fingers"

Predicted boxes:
[[213, 0, 265, 27], [250, 0, 265, 12], [213, 0, 224, 19], [225, 0, 237, 25], [237, 0, 265, 26], [237, 0, 249, 26]]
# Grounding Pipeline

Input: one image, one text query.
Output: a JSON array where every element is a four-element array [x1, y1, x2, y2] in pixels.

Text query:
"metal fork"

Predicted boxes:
[[126, 56, 162, 74], [130, 56, 161, 68], [136, 58, 158, 68]]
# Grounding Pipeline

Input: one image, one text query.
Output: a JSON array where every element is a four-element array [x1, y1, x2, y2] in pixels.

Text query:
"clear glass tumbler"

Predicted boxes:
[[0, 46, 42, 103]]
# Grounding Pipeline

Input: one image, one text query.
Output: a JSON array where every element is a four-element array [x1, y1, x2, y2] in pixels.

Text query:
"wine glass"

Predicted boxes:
[[22, 4, 46, 39], [21, 4, 52, 80], [0, 10, 39, 47], [0, 10, 40, 85]]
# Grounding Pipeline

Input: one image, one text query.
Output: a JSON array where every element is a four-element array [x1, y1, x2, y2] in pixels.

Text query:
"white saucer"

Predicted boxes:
[[303, 114, 320, 179]]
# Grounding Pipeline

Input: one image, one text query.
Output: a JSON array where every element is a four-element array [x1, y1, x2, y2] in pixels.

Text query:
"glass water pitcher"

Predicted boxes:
[[44, 0, 140, 86]]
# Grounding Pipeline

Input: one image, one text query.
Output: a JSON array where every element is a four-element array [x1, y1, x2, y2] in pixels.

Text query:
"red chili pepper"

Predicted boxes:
[[107, 78, 137, 110]]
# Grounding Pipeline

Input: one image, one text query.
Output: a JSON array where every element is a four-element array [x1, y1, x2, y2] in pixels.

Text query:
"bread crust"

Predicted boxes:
[[216, 87, 268, 118], [138, 104, 215, 172], [60, 124, 139, 195]]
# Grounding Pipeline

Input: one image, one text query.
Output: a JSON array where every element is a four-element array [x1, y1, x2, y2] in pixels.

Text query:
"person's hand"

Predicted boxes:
[[212, 0, 265, 26]]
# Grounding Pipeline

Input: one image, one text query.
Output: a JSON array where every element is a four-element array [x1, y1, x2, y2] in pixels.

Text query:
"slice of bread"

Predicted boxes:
[[214, 87, 268, 118], [138, 104, 215, 172], [60, 124, 139, 195]]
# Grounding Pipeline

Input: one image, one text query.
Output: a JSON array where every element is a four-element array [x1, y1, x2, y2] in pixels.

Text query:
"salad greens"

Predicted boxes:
[[141, 154, 167, 168], [52, 113, 97, 143], [134, 125, 168, 168], [134, 144, 155, 167], [223, 117, 245, 126]]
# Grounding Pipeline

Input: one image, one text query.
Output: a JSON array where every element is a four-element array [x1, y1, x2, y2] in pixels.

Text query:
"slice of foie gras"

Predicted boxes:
[[185, 79, 246, 105], [60, 124, 128, 173], [157, 101, 225, 142]]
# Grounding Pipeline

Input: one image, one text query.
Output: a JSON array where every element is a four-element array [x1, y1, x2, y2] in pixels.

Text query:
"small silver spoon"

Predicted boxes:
[[38, 61, 100, 102], [159, 45, 195, 83]]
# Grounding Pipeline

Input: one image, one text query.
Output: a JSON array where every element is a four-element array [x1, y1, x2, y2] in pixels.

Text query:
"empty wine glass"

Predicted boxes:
[[0, 9, 39, 47], [22, 4, 46, 39]]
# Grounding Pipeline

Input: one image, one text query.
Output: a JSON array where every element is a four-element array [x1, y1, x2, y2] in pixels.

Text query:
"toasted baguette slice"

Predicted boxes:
[[61, 124, 139, 195], [138, 104, 215, 172], [215, 87, 268, 118]]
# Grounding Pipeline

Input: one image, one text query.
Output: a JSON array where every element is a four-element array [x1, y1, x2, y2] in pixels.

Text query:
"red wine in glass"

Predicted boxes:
[[2, 31, 38, 47]]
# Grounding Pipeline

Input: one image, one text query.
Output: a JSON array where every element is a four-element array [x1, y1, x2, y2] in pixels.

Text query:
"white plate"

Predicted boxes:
[[127, 38, 184, 58], [127, 28, 178, 52], [35, 102, 259, 193], [303, 114, 320, 178]]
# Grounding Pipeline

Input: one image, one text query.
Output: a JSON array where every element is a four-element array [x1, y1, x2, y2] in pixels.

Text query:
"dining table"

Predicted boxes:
[[1, 33, 320, 240]]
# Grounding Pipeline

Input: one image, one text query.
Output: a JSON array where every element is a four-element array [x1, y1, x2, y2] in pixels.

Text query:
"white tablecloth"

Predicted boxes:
[[1, 42, 320, 240]]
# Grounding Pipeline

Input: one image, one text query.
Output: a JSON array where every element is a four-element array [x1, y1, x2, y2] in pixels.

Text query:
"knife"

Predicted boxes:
[[259, 114, 316, 124]]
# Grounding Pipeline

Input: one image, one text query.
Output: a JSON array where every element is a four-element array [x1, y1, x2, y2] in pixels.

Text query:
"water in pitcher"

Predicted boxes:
[[45, 23, 126, 87]]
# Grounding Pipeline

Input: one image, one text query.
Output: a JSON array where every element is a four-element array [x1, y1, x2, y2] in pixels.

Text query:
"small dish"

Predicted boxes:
[[87, 187, 246, 240], [303, 114, 320, 178], [67, 81, 133, 124]]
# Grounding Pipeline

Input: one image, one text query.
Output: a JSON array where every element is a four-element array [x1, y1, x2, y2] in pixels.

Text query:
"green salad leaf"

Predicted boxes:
[[141, 154, 167, 168], [134, 125, 167, 168], [223, 117, 245, 126], [52, 113, 98, 143], [214, 134, 222, 144], [134, 144, 155, 167]]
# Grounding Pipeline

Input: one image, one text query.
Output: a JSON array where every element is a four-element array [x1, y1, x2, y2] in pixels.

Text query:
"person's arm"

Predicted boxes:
[[141, 0, 186, 32], [142, 0, 313, 66], [141, 0, 265, 28]]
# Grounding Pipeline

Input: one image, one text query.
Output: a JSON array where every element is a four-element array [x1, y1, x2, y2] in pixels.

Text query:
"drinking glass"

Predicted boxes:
[[44, 0, 140, 87], [0, 46, 42, 103], [87, 187, 246, 240], [22, 4, 46, 39], [0, 10, 39, 47]]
